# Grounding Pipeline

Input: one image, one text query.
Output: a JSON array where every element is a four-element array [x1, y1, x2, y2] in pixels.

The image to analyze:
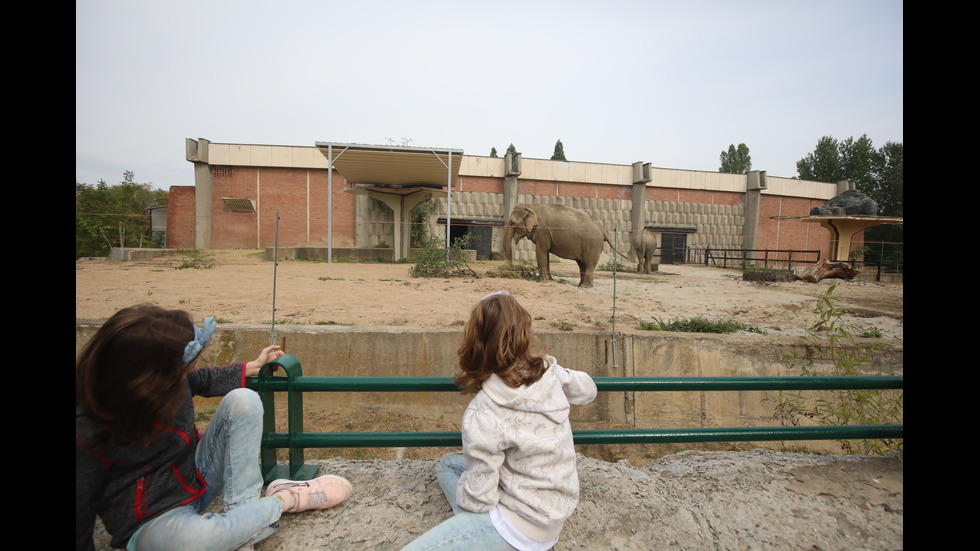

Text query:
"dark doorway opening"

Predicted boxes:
[[647, 226, 696, 264], [441, 218, 497, 260]]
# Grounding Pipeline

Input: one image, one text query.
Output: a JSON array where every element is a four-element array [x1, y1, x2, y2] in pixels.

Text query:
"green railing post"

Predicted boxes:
[[254, 354, 320, 482]]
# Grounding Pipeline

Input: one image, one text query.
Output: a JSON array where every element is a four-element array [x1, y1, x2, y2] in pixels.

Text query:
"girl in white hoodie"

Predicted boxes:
[[402, 291, 597, 551]]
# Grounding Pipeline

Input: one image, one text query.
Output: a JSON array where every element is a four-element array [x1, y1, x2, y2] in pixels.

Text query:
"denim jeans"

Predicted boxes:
[[128, 388, 282, 551], [400, 453, 515, 551]]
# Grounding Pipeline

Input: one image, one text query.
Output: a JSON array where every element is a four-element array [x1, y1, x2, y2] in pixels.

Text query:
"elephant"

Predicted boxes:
[[631, 229, 659, 274], [503, 203, 625, 288]]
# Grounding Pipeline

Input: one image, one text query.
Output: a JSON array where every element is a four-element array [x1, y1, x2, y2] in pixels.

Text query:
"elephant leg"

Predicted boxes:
[[536, 247, 551, 280], [575, 259, 590, 287]]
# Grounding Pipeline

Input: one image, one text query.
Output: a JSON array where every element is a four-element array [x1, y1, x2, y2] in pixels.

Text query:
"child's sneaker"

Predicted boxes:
[[266, 475, 353, 513]]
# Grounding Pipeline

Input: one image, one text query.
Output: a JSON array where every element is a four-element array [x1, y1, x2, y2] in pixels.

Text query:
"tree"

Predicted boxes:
[[76, 171, 167, 259], [489, 147, 498, 158], [551, 139, 567, 161], [870, 141, 903, 217], [796, 134, 902, 215], [796, 136, 843, 182], [506, 143, 517, 156], [797, 135, 904, 265], [719, 143, 752, 173]]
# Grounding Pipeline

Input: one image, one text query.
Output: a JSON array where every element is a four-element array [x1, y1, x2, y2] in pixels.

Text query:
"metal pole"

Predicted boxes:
[[270, 211, 280, 346], [611, 222, 618, 370], [446, 151, 452, 263], [327, 145, 333, 264]]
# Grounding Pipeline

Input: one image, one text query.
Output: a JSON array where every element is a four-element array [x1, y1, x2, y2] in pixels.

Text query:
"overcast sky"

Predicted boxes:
[[76, 0, 903, 190]]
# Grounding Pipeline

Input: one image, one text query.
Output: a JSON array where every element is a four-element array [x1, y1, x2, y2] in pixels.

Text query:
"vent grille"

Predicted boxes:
[[221, 197, 256, 213], [212, 166, 232, 179]]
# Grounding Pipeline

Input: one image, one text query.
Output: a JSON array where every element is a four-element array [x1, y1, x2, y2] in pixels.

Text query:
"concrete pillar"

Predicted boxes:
[[500, 153, 521, 254], [368, 190, 433, 261], [186, 138, 212, 250], [742, 170, 767, 255], [630, 162, 651, 262]]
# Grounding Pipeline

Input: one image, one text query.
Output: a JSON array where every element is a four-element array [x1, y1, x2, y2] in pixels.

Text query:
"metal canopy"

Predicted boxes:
[[314, 141, 464, 262], [314, 142, 463, 187]]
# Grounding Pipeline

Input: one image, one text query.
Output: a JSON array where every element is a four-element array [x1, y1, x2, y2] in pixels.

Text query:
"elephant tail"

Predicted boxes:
[[604, 232, 630, 259]]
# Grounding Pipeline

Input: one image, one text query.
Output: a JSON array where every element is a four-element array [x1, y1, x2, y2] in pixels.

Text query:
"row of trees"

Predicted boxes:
[[76, 171, 168, 259], [718, 136, 902, 218], [489, 140, 568, 161], [719, 136, 903, 264]]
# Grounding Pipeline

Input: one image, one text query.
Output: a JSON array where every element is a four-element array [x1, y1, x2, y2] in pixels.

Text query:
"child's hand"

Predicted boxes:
[[245, 345, 284, 377]]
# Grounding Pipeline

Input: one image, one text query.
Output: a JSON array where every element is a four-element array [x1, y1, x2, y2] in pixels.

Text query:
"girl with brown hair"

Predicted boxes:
[[76, 304, 352, 551], [402, 291, 597, 551]]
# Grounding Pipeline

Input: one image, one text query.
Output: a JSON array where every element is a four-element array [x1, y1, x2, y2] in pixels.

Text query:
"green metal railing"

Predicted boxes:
[[249, 354, 904, 481]]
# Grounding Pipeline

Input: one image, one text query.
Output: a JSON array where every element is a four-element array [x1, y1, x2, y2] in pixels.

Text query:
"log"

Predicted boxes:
[[794, 259, 860, 283]]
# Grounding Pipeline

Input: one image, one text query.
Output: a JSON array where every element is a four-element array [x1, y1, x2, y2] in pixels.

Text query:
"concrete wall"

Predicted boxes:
[[76, 324, 902, 432]]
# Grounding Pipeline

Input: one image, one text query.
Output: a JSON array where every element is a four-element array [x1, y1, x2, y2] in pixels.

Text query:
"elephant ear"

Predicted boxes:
[[522, 207, 538, 233]]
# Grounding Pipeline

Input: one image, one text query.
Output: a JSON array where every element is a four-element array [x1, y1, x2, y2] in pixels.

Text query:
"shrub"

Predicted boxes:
[[409, 235, 476, 278], [639, 317, 764, 334], [742, 264, 794, 282]]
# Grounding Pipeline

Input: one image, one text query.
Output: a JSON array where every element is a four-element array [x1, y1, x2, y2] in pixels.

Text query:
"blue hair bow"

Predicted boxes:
[[183, 317, 216, 364]]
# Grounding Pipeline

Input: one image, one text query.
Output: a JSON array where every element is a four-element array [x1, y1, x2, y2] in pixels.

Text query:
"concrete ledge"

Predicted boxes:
[[76, 324, 903, 429], [107, 247, 180, 261]]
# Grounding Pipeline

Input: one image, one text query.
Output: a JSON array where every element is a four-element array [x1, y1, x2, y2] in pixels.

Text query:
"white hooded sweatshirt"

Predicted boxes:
[[456, 355, 598, 545]]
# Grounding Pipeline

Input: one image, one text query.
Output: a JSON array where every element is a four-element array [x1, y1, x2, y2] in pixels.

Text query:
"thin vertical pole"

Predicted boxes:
[[270, 211, 280, 346], [611, 222, 618, 370], [327, 145, 333, 264], [446, 151, 452, 263]]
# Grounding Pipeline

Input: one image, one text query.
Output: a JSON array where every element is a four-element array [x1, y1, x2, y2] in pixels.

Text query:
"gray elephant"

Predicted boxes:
[[631, 229, 659, 274], [504, 203, 623, 288]]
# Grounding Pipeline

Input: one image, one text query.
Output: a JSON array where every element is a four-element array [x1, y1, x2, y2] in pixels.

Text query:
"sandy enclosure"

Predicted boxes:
[[75, 249, 903, 340]]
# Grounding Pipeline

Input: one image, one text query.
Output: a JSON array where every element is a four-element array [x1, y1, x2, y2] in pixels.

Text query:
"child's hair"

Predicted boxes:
[[455, 291, 546, 394], [76, 304, 197, 444]]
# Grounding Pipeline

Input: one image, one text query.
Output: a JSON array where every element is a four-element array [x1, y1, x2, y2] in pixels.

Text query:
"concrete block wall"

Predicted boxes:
[[426, 191, 747, 265], [645, 200, 745, 250], [76, 324, 904, 434], [357, 196, 396, 248]]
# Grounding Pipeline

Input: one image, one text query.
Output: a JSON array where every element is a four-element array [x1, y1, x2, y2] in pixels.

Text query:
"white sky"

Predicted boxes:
[[75, 0, 903, 190]]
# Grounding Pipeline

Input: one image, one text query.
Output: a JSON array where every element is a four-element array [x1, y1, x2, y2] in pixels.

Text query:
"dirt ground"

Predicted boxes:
[[75, 249, 903, 339], [79, 250, 903, 550]]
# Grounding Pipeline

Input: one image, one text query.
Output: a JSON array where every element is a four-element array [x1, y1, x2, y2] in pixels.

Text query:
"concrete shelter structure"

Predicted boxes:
[[316, 142, 463, 261], [176, 138, 844, 266]]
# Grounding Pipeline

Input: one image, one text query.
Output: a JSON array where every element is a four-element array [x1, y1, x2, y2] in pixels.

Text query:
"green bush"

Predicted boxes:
[[742, 264, 794, 282], [639, 317, 765, 334], [409, 235, 476, 278]]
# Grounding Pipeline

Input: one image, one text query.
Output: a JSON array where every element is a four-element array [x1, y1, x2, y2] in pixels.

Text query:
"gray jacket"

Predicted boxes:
[[75, 364, 246, 551]]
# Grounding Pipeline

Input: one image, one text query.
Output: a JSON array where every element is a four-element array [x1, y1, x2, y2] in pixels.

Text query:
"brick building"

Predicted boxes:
[[172, 138, 846, 265]]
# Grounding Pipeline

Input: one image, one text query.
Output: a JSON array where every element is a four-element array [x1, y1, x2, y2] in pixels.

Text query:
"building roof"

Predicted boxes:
[[314, 142, 464, 188]]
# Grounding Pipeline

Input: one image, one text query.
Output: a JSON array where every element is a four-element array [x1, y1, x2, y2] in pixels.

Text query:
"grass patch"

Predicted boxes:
[[742, 264, 794, 282], [172, 250, 216, 270], [639, 317, 766, 334]]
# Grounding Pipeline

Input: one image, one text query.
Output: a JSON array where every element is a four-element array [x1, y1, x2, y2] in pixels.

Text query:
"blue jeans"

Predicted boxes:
[[128, 389, 282, 551], [400, 453, 514, 551]]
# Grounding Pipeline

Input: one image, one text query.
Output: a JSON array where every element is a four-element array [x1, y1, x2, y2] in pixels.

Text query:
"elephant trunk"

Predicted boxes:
[[503, 224, 515, 265]]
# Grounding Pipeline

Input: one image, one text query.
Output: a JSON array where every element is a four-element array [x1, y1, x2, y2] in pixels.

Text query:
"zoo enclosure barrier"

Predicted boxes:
[[248, 355, 904, 482], [703, 248, 821, 269]]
